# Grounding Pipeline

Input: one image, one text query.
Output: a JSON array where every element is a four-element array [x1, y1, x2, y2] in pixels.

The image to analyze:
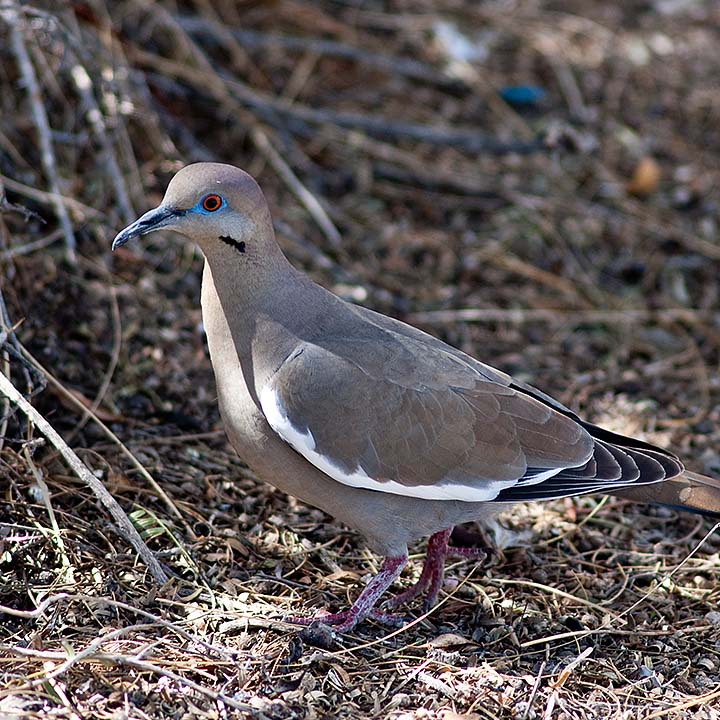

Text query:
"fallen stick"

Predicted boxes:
[[179, 18, 468, 91], [4, 10, 77, 262], [407, 307, 718, 326], [0, 369, 168, 585]]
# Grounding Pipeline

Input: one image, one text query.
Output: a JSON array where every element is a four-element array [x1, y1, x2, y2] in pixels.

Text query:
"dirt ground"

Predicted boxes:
[[2, 1, 720, 718]]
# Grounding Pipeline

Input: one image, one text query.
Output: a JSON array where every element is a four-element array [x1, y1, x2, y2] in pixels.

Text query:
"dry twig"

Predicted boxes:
[[0, 369, 168, 584], [3, 9, 77, 262]]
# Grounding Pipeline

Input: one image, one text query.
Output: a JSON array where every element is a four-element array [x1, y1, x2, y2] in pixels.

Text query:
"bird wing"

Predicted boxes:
[[258, 322, 679, 502]]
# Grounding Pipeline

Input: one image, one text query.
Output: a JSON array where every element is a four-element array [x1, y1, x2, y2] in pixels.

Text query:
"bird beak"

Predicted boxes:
[[112, 206, 183, 250]]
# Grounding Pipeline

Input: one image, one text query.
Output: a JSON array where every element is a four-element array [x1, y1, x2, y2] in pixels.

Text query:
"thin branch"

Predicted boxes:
[[249, 126, 342, 248], [6, 647, 257, 714], [0, 593, 240, 664], [19, 344, 195, 539], [70, 63, 134, 225], [0, 369, 168, 585], [179, 17, 469, 91], [406, 307, 720, 326], [132, 47, 544, 156], [4, 10, 77, 262], [0, 173, 102, 221], [0, 228, 64, 260]]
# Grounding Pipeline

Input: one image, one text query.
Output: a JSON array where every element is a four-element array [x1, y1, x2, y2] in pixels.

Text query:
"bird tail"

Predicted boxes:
[[612, 470, 720, 518]]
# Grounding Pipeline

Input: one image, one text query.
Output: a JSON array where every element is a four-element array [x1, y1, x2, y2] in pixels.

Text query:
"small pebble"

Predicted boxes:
[[299, 621, 337, 649]]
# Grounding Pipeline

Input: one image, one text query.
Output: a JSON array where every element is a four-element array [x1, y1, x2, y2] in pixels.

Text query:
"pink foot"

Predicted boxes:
[[286, 527, 489, 633], [286, 554, 407, 633], [288, 607, 404, 629]]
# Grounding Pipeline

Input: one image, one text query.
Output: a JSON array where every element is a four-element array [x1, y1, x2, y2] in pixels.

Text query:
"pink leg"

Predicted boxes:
[[385, 529, 452, 611], [288, 554, 407, 632], [288, 528, 488, 632], [386, 528, 488, 612]]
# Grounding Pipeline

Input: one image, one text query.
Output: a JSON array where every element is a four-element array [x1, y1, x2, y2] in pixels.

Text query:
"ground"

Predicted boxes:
[[2, 1, 720, 718]]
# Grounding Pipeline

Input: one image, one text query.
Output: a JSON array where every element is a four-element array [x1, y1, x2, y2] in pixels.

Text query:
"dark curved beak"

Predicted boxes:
[[112, 206, 183, 250]]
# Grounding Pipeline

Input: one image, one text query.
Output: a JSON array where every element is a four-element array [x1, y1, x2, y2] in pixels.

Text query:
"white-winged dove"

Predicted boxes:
[[113, 163, 720, 632]]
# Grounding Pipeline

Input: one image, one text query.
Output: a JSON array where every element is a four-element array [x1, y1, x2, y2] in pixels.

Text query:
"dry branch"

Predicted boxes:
[[407, 307, 720, 326], [213, 64, 545, 155], [0, 369, 168, 584], [69, 63, 134, 226], [19, 345, 193, 536], [180, 18, 469, 91], [130, 44, 543, 157], [5, 644, 256, 714], [3, 9, 77, 262]]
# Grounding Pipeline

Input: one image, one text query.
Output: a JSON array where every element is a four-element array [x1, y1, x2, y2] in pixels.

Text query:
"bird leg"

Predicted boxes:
[[290, 528, 489, 632], [385, 528, 488, 612], [384, 529, 452, 611], [290, 554, 407, 632]]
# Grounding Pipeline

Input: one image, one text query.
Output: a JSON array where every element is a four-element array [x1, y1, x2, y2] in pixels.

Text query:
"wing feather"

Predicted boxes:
[[258, 309, 683, 503], [260, 340, 594, 501]]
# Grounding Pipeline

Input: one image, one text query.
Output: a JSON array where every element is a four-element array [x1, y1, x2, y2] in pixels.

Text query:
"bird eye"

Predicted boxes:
[[201, 194, 223, 212]]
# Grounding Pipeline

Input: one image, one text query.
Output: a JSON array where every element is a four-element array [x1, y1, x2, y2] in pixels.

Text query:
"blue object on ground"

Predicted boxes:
[[499, 85, 546, 107]]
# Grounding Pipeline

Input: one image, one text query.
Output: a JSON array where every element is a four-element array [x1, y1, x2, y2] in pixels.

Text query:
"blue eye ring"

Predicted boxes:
[[197, 193, 225, 213]]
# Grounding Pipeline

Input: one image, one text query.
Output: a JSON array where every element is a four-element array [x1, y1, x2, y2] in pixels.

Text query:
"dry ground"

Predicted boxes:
[[2, 1, 720, 718]]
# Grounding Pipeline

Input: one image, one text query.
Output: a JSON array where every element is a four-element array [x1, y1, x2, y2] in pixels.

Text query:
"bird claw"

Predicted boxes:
[[383, 581, 430, 609], [286, 606, 405, 633], [447, 545, 489, 561]]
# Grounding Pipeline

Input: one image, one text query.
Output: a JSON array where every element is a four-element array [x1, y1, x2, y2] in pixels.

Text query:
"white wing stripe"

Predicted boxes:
[[260, 385, 562, 502]]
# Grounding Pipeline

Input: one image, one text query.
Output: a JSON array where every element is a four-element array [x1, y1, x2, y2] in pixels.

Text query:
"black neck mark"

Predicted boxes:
[[219, 235, 246, 254]]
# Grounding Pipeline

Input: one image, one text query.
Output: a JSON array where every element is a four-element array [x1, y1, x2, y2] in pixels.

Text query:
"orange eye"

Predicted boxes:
[[201, 194, 223, 212]]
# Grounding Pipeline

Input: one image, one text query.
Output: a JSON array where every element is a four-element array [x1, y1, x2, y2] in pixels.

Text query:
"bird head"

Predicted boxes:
[[112, 163, 271, 257]]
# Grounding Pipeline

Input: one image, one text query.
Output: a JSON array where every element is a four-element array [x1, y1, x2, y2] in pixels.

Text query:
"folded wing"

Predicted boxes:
[[259, 328, 682, 502]]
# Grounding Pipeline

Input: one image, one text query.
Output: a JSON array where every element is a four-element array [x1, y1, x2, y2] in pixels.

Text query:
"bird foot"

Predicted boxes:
[[288, 607, 405, 632], [447, 545, 489, 560], [286, 527, 490, 632], [286, 554, 408, 633], [385, 528, 489, 613]]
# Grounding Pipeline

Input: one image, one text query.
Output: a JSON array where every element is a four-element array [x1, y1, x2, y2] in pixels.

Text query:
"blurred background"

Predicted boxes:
[[2, 1, 720, 718]]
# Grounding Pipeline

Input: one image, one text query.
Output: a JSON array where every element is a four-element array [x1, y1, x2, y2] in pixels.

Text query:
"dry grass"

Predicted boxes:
[[2, 1, 720, 718]]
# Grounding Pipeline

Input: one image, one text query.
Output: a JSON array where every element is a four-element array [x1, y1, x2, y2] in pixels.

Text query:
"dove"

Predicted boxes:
[[113, 163, 720, 631]]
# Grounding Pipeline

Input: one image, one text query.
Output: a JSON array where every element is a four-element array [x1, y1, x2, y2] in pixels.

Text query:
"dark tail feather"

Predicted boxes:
[[507, 384, 719, 517], [612, 471, 720, 519]]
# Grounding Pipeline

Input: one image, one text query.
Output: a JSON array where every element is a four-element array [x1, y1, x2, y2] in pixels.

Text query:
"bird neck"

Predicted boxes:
[[199, 220, 295, 298], [200, 243, 327, 392]]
